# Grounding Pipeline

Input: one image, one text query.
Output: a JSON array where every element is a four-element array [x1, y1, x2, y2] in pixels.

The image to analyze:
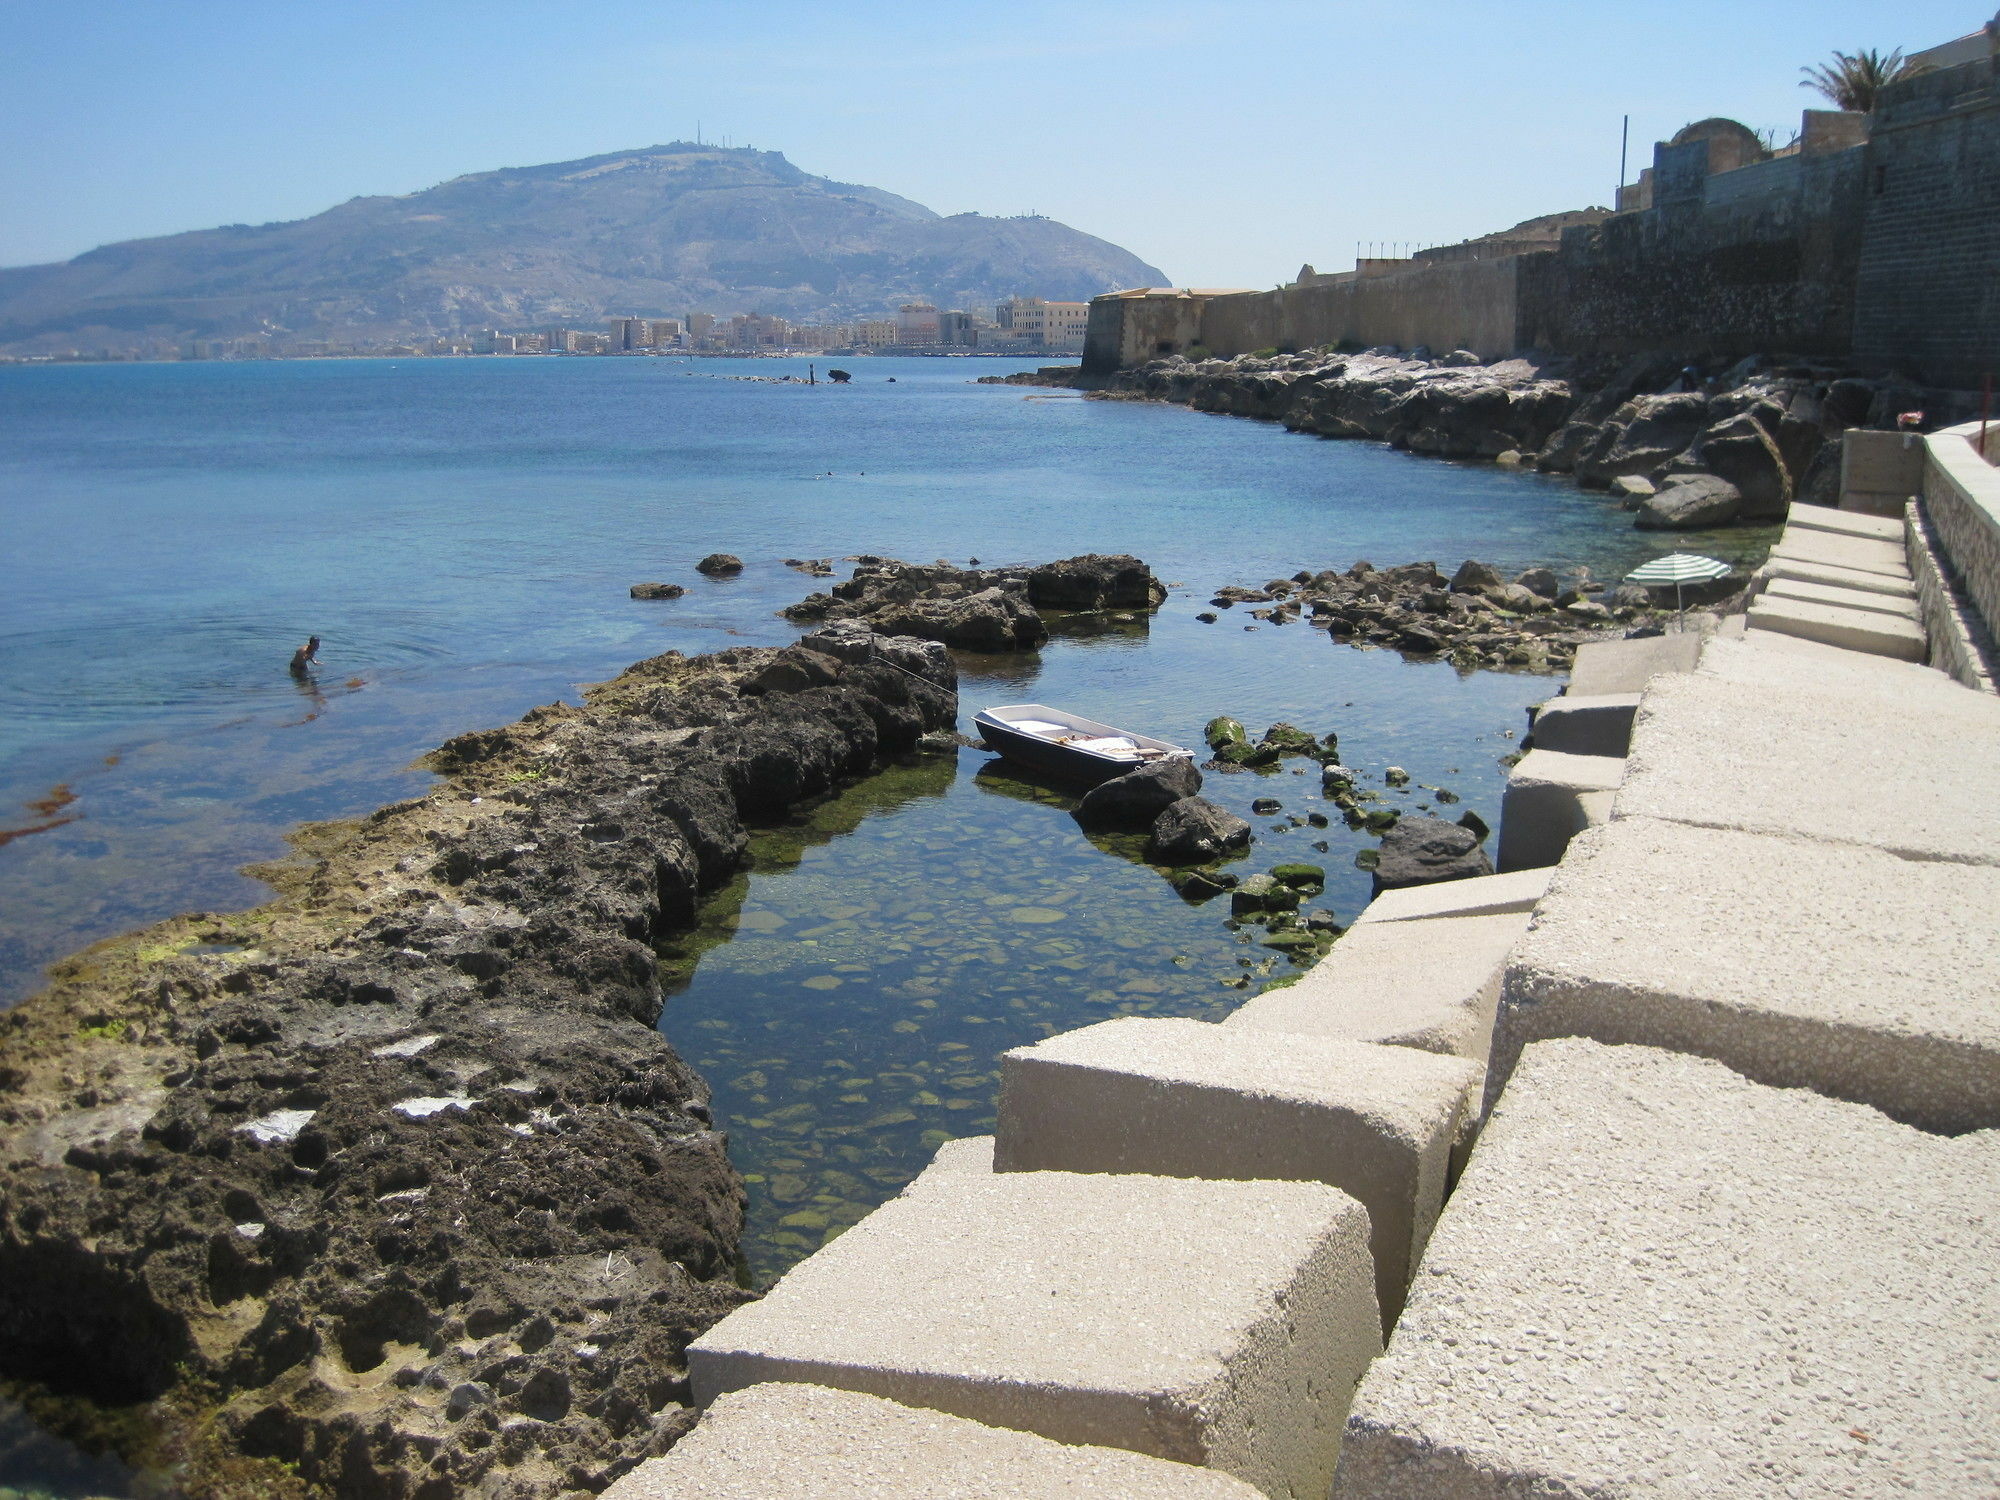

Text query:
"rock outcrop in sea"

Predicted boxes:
[[782, 554, 1166, 650], [0, 629, 957, 1498], [990, 349, 1927, 528]]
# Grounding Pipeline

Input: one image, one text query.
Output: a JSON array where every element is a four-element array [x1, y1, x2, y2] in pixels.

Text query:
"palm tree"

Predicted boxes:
[[1799, 48, 1923, 113]]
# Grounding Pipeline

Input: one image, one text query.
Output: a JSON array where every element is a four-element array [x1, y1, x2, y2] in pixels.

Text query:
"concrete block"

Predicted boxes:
[[1620, 657, 2000, 866], [995, 1017, 1480, 1325], [687, 1170, 1381, 1499], [1496, 817, 2000, 1133], [602, 1383, 1265, 1500], [1747, 593, 1926, 660], [1337, 1038, 2000, 1500], [1527, 692, 1640, 757], [1756, 554, 1918, 598], [903, 1134, 995, 1193], [1352, 868, 1551, 925], [1223, 911, 1529, 1063], [1764, 575, 1923, 620], [1838, 426, 1926, 515], [1563, 631, 1702, 697], [1495, 751, 1623, 873], [1784, 500, 1905, 542], [1769, 527, 1910, 579]]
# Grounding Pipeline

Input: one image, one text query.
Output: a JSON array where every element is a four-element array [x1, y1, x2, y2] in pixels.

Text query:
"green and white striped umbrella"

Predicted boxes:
[[1625, 552, 1734, 616]]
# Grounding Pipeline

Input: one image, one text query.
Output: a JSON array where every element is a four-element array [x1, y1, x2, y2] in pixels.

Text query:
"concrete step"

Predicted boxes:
[[1756, 555, 1919, 598], [1746, 593, 1926, 661], [1336, 1039, 2000, 1500], [1351, 868, 1551, 926], [1764, 575, 1924, 620], [1527, 692, 1641, 757], [1496, 816, 2000, 1133], [1769, 528, 1911, 579], [994, 1017, 1480, 1326], [1223, 910, 1530, 1063], [1619, 649, 2000, 866], [601, 1383, 1265, 1499], [688, 1169, 1381, 1499], [1496, 750, 1623, 873], [1563, 632, 1703, 697], [1784, 500, 1906, 542]]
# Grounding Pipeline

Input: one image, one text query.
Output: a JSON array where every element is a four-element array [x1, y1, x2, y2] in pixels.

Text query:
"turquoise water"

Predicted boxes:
[[0, 354, 1770, 1319]]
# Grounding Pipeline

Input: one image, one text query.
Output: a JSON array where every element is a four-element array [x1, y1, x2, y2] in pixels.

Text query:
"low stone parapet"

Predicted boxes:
[[1336, 1038, 2000, 1499], [687, 1169, 1381, 1498], [601, 1383, 1265, 1499]]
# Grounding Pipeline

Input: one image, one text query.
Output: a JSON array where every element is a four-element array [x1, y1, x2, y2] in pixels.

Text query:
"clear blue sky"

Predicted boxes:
[[1, 0, 1978, 286]]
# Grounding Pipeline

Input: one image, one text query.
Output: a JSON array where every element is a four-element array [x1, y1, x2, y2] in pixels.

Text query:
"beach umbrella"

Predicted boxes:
[[1625, 552, 1734, 617]]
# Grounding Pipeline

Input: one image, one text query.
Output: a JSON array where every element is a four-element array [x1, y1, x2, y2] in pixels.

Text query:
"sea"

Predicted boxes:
[[0, 353, 1768, 1493]]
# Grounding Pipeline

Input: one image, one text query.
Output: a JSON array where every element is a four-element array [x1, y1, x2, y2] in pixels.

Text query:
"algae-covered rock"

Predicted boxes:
[[1205, 716, 1249, 750], [1258, 722, 1321, 757], [1148, 797, 1252, 864], [1231, 874, 1300, 915], [1269, 863, 1326, 888]]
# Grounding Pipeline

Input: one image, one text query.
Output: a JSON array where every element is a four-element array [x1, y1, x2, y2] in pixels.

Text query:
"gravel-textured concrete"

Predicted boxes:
[[1769, 528, 1912, 578], [1337, 1038, 2000, 1500], [1757, 554, 1919, 598], [1618, 663, 2000, 866], [1563, 633, 1703, 697], [996, 1017, 1479, 1325], [1351, 869, 1551, 926], [1224, 911, 1529, 1063], [1747, 593, 1927, 660], [688, 1170, 1381, 1499], [1495, 750, 1623, 873], [1497, 816, 2000, 1132], [1785, 501, 1906, 542], [602, 1383, 1265, 1499], [903, 1134, 995, 1191], [1694, 631, 1951, 695], [1527, 692, 1641, 757], [1765, 575, 1924, 619]]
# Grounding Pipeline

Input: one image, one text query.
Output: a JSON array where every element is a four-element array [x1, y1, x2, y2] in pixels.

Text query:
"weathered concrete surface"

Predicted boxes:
[[904, 1134, 996, 1188], [687, 1171, 1381, 1499], [1224, 912, 1529, 1063], [1527, 692, 1640, 757], [1495, 750, 1624, 874], [1618, 660, 2000, 866], [1337, 1039, 2000, 1500], [1768, 528, 1910, 578], [1784, 500, 1906, 542], [1351, 869, 1551, 926], [1695, 629, 1944, 693], [1757, 554, 1919, 598], [1764, 575, 1924, 619], [995, 1018, 1479, 1325], [601, 1383, 1265, 1500], [1747, 592, 1927, 660], [1562, 632, 1702, 697], [1497, 817, 2000, 1133]]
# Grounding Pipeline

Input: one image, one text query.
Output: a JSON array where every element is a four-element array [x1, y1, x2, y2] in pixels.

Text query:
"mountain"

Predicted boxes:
[[0, 145, 1168, 353]]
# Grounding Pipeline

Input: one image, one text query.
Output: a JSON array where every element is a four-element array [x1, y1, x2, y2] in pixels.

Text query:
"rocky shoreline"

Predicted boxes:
[[0, 629, 957, 1499], [985, 347, 1927, 530]]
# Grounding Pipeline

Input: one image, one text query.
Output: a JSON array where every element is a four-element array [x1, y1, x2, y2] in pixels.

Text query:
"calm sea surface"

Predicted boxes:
[[0, 353, 1767, 1491]]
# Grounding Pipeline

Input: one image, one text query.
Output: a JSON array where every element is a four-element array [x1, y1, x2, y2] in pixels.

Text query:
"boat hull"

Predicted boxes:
[[973, 707, 1188, 786]]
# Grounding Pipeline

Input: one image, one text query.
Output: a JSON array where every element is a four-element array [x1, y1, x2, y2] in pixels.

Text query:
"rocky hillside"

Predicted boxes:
[[0, 144, 1166, 352]]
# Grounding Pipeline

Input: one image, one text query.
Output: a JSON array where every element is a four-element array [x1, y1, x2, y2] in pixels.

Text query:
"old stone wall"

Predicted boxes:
[[1191, 256, 1529, 363], [1520, 145, 1869, 361], [1852, 57, 2000, 388]]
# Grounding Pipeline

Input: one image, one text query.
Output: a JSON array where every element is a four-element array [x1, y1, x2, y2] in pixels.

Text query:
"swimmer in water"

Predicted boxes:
[[289, 635, 321, 676]]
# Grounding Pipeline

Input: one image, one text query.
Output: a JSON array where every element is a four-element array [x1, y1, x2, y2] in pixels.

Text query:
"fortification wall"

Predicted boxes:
[[1852, 57, 2000, 387], [1193, 257, 1528, 363]]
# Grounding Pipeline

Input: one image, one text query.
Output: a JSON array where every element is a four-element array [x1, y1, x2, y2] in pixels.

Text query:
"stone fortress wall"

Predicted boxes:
[[1086, 33, 1999, 388]]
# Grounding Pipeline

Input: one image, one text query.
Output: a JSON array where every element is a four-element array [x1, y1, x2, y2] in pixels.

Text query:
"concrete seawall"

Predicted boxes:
[[605, 424, 2000, 1496]]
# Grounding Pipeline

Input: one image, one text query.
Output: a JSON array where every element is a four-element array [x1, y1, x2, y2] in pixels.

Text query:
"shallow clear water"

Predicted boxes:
[[0, 354, 1773, 1344]]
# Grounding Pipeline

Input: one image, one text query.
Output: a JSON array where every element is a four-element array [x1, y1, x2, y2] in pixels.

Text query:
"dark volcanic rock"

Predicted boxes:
[[1025, 554, 1167, 611], [1148, 797, 1253, 863], [870, 586, 1047, 652], [1372, 816, 1494, 894], [0, 629, 958, 1499], [1073, 756, 1202, 830], [696, 553, 744, 576], [631, 581, 687, 599]]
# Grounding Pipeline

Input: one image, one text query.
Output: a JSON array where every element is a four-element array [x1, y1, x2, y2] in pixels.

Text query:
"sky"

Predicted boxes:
[[0, 0, 1979, 288]]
